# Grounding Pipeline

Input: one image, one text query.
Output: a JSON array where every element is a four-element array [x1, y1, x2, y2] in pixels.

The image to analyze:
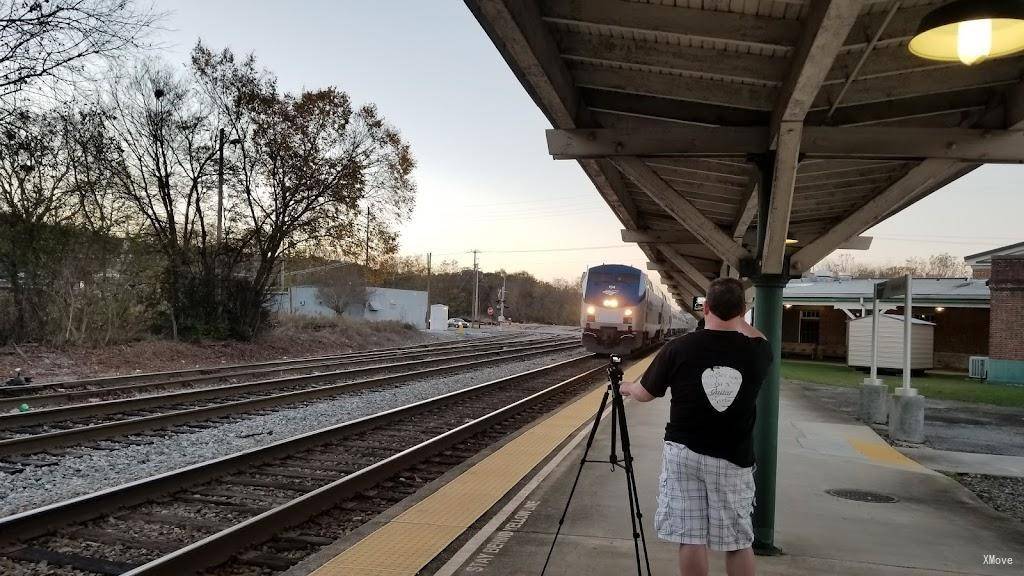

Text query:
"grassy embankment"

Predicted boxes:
[[781, 360, 1024, 408]]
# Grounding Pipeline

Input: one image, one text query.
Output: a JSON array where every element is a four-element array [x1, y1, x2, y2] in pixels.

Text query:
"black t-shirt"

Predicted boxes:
[[640, 329, 772, 468]]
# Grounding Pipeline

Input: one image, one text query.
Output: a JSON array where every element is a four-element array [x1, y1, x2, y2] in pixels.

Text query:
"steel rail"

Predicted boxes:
[[0, 333, 528, 401], [124, 365, 603, 576], [0, 354, 600, 545], [0, 335, 564, 410], [0, 341, 583, 455], [0, 338, 575, 429]]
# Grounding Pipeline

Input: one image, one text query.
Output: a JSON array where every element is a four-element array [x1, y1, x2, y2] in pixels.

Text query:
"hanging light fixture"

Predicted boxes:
[[909, 0, 1024, 66]]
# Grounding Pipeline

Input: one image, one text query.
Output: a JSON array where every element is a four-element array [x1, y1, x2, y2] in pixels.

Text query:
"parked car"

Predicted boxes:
[[448, 317, 469, 329]]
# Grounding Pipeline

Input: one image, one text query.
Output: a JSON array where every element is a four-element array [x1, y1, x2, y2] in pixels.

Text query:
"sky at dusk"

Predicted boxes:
[[153, 1, 1024, 288]]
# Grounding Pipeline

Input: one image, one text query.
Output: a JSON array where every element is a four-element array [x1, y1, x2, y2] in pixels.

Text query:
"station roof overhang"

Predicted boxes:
[[465, 0, 1024, 314]]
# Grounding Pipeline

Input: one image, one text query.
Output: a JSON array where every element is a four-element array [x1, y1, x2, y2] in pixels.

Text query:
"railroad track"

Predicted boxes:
[[0, 333, 534, 409], [0, 354, 608, 576], [0, 337, 581, 463]]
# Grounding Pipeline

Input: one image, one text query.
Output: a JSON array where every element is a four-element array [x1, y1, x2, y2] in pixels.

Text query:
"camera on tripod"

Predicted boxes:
[[543, 352, 652, 576], [607, 354, 624, 385]]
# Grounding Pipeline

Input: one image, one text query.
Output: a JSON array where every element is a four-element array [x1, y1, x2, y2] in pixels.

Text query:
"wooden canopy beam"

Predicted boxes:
[[466, 0, 645, 231], [659, 246, 711, 292], [791, 82, 1024, 272], [615, 157, 751, 269], [732, 179, 759, 242], [762, 122, 802, 274], [547, 126, 1024, 163], [771, 0, 863, 140], [789, 159, 972, 272]]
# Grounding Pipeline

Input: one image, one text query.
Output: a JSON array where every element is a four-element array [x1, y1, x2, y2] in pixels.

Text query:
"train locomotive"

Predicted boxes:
[[580, 264, 688, 355]]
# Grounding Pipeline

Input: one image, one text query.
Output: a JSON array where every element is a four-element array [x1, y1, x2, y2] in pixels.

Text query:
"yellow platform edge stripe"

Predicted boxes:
[[847, 438, 924, 469], [309, 351, 660, 576]]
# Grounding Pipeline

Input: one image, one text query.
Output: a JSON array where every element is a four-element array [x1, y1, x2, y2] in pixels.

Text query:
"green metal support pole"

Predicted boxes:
[[752, 275, 786, 554]]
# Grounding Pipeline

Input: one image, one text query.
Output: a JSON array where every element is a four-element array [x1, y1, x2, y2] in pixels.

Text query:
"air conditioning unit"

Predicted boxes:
[[969, 356, 989, 379]]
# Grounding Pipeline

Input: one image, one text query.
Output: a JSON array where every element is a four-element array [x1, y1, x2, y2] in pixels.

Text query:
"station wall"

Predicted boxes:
[[781, 305, 989, 371]]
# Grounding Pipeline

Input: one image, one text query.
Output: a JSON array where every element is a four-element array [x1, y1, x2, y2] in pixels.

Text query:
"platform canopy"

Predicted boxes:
[[465, 0, 1024, 312]]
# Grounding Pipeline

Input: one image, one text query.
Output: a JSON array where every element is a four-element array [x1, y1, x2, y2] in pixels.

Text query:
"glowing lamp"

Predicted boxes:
[[586, 305, 596, 315], [935, 306, 946, 312], [602, 298, 619, 308], [623, 308, 633, 316], [909, 1, 1024, 66]]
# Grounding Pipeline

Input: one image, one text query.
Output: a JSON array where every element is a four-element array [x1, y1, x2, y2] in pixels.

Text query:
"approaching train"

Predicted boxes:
[[580, 264, 694, 355]]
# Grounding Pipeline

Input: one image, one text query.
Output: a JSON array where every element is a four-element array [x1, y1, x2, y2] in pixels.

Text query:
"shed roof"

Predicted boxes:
[[467, 1, 1024, 314], [850, 313, 935, 326]]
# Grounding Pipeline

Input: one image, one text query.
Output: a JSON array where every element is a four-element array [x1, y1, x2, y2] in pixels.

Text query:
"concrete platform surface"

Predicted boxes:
[[437, 382, 1024, 575], [897, 446, 1024, 478]]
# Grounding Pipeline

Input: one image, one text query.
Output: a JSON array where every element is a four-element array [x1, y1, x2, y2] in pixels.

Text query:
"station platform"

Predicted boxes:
[[293, 352, 1024, 576]]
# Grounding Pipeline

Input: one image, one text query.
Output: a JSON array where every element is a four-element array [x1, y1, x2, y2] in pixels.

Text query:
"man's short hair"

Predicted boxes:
[[706, 278, 745, 321]]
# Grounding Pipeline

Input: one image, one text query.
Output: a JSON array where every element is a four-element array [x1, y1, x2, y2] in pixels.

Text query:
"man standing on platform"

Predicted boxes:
[[621, 277, 770, 576]]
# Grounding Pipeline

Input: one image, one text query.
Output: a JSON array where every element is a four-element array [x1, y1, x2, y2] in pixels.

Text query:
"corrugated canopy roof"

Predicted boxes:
[[466, 1, 1024, 315], [784, 276, 989, 305]]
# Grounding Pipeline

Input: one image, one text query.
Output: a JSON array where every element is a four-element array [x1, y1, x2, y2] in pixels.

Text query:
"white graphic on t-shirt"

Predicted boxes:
[[701, 366, 742, 412]]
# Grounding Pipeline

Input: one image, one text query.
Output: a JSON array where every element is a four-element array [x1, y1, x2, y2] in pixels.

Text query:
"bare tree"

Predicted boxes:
[[104, 63, 221, 339], [311, 264, 367, 316], [817, 252, 970, 279], [0, 0, 160, 104]]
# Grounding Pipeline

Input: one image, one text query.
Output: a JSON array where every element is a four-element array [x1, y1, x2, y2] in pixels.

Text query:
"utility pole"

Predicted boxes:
[[425, 252, 432, 326], [499, 272, 506, 321], [472, 249, 480, 323], [364, 205, 371, 268], [217, 128, 225, 245]]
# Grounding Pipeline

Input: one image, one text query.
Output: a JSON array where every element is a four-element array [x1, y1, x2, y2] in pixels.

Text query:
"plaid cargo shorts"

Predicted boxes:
[[655, 441, 756, 551]]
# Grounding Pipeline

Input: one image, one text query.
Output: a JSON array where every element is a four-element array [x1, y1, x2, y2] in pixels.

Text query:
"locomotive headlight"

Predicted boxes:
[[602, 298, 618, 308], [623, 308, 633, 316], [586, 305, 596, 315]]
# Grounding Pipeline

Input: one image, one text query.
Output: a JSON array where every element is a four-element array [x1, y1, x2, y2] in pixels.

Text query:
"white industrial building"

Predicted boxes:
[[271, 285, 428, 329]]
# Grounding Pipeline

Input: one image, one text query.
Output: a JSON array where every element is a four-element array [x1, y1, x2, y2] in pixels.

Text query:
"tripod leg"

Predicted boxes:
[[612, 394, 645, 576], [540, 386, 611, 576], [616, 393, 654, 576]]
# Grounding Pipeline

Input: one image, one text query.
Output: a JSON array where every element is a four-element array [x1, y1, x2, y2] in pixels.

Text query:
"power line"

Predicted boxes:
[[429, 244, 638, 257]]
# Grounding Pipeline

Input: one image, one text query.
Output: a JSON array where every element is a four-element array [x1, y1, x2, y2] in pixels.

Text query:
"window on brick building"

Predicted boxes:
[[799, 310, 821, 344]]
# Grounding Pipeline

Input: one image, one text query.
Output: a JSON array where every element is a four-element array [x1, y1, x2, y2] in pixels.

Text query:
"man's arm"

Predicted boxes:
[[620, 380, 655, 402], [735, 318, 766, 340]]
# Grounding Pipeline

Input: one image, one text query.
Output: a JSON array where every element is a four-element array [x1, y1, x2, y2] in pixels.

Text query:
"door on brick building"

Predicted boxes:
[[799, 310, 821, 344]]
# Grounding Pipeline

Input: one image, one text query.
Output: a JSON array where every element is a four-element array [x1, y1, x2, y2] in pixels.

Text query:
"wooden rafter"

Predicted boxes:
[[770, 0, 864, 139], [659, 246, 711, 292], [614, 157, 751, 269]]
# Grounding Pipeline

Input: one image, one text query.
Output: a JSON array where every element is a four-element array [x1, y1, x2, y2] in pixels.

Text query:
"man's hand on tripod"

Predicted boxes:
[[619, 380, 655, 403]]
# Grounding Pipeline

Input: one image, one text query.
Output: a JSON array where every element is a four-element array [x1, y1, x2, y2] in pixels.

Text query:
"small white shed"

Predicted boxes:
[[847, 314, 934, 370], [429, 304, 449, 332]]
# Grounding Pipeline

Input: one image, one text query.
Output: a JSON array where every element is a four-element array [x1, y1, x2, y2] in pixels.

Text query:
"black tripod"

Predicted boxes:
[[540, 355, 653, 576]]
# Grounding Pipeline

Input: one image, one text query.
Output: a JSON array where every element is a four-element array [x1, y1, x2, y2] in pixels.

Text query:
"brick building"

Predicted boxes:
[[988, 256, 1024, 384], [781, 275, 989, 371]]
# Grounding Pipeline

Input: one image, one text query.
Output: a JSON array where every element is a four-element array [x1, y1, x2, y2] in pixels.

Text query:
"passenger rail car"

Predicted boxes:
[[580, 264, 676, 355]]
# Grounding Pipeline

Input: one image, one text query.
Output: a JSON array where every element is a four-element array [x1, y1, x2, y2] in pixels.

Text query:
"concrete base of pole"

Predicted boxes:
[[890, 390, 925, 443], [859, 379, 888, 424]]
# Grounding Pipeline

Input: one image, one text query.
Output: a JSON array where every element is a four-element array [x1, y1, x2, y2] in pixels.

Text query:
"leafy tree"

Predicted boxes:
[[192, 44, 416, 336]]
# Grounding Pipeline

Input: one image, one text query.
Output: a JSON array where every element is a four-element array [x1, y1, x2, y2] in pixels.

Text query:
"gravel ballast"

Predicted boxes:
[[0, 347, 589, 517], [953, 473, 1024, 525]]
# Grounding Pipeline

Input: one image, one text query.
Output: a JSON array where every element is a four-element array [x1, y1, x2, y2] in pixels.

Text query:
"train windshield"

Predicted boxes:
[[585, 269, 642, 303]]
